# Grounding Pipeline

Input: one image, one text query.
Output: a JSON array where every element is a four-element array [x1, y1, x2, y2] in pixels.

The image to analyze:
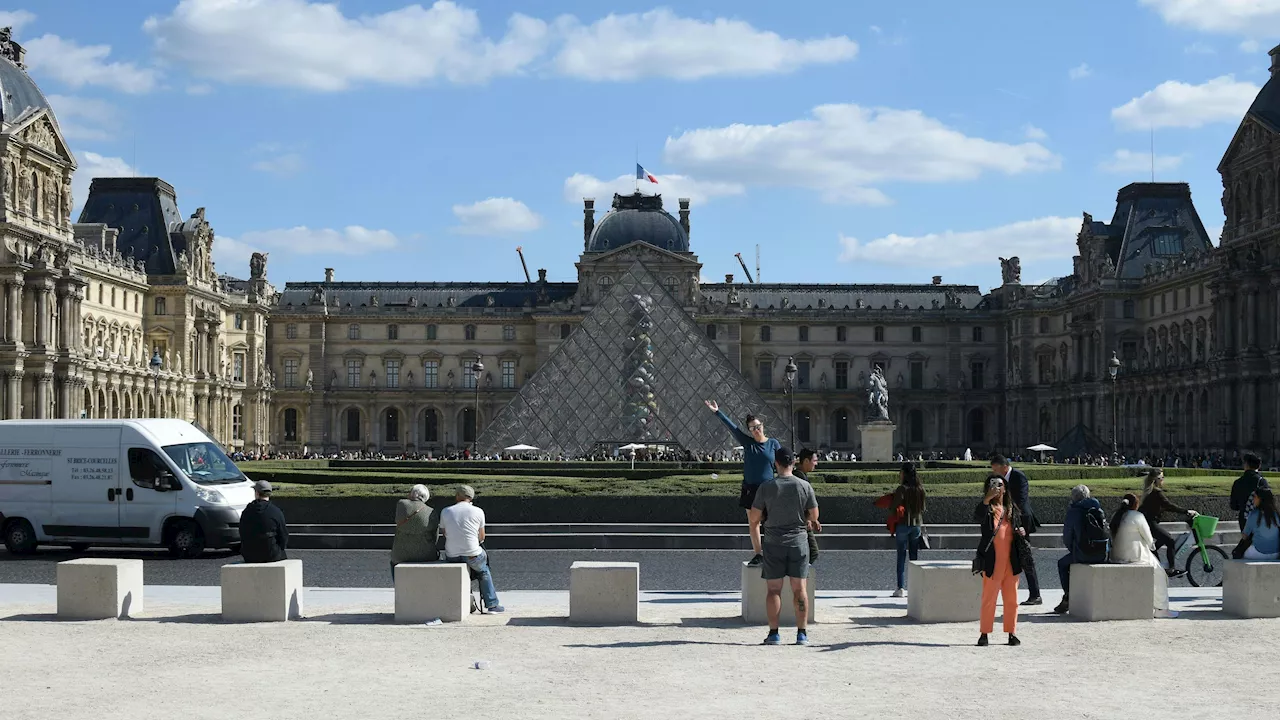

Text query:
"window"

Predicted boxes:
[[797, 360, 811, 389], [234, 313, 244, 330], [127, 448, 169, 489], [388, 324, 399, 340], [835, 361, 849, 390], [1161, 294, 1167, 314], [422, 409, 439, 442], [503, 325, 516, 341], [972, 327, 984, 342], [1184, 287, 1191, 308], [837, 326, 848, 342], [760, 326, 772, 342], [111, 288, 116, 307], [833, 409, 849, 444], [465, 325, 477, 341], [348, 324, 360, 340], [426, 324, 438, 340], [1149, 297, 1156, 317], [1038, 355, 1051, 384], [706, 324, 717, 340], [283, 409, 298, 442], [909, 410, 924, 444], [423, 359, 439, 388], [347, 359, 363, 388], [758, 360, 773, 390], [283, 323, 296, 339], [910, 361, 923, 390], [1122, 300, 1135, 319], [385, 409, 400, 443], [461, 407, 478, 443], [134, 294, 138, 313], [155, 297, 166, 315], [560, 323, 571, 339], [232, 405, 243, 440], [874, 326, 885, 342], [1039, 317, 1050, 333], [233, 353, 245, 382], [386, 359, 400, 389], [970, 361, 984, 390], [1151, 231, 1183, 257], [1172, 291, 1179, 312], [598, 276, 613, 291], [345, 408, 361, 442], [799, 326, 809, 342], [501, 360, 516, 389], [1198, 285, 1205, 304], [796, 409, 812, 444], [967, 408, 985, 443], [664, 277, 678, 295], [463, 359, 478, 389], [98, 285, 103, 304], [283, 358, 299, 388], [912, 326, 922, 343]]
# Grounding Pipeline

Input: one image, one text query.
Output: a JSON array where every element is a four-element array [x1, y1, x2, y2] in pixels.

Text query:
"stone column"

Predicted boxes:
[[6, 277, 23, 345], [34, 374, 50, 419], [1249, 290, 1260, 350], [5, 369, 21, 418], [33, 286, 47, 348]]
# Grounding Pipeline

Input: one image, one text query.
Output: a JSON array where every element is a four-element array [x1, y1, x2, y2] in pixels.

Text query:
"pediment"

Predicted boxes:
[[12, 111, 74, 165], [580, 240, 699, 268], [1219, 116, 1276, 173]]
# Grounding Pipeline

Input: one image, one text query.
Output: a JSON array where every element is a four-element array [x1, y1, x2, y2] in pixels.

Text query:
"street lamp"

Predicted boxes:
[[471, 358, 484, 456], [784, 356, 798, 449], [1108, 352, 1120, 461], [149, 349, 163, 417], [1165, 419, 1176, 455]]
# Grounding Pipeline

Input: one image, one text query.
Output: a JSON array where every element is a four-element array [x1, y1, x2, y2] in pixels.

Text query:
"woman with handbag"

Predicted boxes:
[[891, 462, 927, 598], [974, 474, 1026, 647], [1241, 483, 1280, 561], [1110, 493, 1173, 617]]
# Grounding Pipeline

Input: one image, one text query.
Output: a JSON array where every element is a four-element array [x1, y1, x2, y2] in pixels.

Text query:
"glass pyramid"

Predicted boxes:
[[479, 260, 786, 457]]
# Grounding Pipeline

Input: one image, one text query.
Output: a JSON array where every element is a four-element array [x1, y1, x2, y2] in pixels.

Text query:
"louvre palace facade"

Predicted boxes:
[[0, 35, 274, 448]]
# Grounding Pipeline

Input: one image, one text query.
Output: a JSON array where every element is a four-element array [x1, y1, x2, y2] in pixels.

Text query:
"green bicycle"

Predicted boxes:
[[1170, 514, 1229, 588]]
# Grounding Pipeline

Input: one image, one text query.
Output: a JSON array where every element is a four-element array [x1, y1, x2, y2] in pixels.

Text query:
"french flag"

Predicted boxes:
[[636, 163, 658, 184]]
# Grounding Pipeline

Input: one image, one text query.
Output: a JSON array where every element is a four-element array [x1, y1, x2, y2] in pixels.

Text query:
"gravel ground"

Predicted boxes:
[[1, 590, 1273, 720], [0, 547, 1201, 592]]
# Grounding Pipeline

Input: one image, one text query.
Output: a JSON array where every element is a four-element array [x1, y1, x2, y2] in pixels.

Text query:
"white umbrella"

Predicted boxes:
[[504, 443, 540, 451], [1026, 444, 1056, 452], [619, 442, 647, 469]]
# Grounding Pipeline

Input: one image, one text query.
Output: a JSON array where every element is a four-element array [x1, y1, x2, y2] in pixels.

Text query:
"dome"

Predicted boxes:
[[587, 193, 689, 253], [0, 39, 52, 129]]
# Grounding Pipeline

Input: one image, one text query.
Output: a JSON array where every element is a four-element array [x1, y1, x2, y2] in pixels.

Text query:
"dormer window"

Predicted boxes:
[[1151, 229, 1183, 257]]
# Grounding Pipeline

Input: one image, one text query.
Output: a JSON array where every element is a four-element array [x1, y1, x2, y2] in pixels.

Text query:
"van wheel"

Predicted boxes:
[[3, 519, 38, 555], [166, 520, 206, 559], [68, 543, 91, 552]]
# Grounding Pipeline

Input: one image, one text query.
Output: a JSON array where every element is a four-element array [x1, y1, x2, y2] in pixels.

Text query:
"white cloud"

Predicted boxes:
[[450, 197, 543, 235], [234, 226, 399, 255], [1240, 38, 1261, 53], [1184, 41, 1215, 54], [563, 173, 745, 206], [553, 9, 857, 81], [838, 216, 1079, 267], [1068, 63, 1091, 80], [211, 235, 260, 274], [1098, 149, 1184, 175], [869, 25, 883, 35], [0, 10, 36, 30], [1024, 124, 1048, 141], [251, 152, 305, 177], [1111, 75, 1258, 130], [186, 83, 213, 96], [664, 104, 1060, 205], [47, 94, 117, 141], [1141, 0, 1280, 36], [23, 34, 159, 94], [71, 151, 137, 215]]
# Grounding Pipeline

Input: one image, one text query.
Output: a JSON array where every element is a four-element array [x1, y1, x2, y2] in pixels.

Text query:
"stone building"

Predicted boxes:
[[0, 36, 273, 450]]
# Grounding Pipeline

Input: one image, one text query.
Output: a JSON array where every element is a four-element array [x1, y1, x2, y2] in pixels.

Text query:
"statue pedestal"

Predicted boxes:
[[858, 422, 897, 462]]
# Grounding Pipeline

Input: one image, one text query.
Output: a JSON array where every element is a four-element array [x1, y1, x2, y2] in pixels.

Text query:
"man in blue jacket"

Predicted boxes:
[[1053, 484, 1107, 615], [991, 454, 1042, 605]]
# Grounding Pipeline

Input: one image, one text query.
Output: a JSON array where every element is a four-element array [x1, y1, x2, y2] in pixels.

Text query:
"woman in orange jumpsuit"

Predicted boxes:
[[974, 474, 1027, 647]]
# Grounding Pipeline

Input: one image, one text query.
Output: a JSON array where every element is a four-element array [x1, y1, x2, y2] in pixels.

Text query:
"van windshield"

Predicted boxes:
[[162, 442, 246, 485]]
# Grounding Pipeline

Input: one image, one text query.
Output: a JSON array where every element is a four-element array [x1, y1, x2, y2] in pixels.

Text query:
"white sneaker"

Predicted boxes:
[[892, 588, 906, 598]]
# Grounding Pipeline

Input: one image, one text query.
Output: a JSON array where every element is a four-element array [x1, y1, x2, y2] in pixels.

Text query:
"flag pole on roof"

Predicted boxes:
[[635, 163, 658, 188]]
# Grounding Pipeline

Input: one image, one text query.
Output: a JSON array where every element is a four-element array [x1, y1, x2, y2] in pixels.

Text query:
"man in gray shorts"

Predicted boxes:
[[748, 446, 820, 646]]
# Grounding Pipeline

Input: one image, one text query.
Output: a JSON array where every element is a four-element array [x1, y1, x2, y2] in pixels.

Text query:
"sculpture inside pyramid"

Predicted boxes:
[[478, 261, 787, 456]]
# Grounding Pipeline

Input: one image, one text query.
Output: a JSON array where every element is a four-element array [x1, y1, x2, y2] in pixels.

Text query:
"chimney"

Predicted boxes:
[[324, 268, 334, 283], [583, 198, 595, 250], [725, 273, 734, 284], [932, 275, 942, 285], [1271, 44, 1280, 77], [678, 198, 691, 238]]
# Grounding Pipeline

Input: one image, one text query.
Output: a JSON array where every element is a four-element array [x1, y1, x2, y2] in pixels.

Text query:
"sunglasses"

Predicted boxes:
[[747, 423, 764, 430]]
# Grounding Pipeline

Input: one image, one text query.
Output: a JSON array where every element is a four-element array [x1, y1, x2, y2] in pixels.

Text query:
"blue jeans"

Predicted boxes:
[[895, 526, 921, 589], [447, 550, 499, 609]]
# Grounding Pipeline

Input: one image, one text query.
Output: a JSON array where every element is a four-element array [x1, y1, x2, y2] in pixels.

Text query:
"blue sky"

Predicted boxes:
[[9, 0, 1279, 288]]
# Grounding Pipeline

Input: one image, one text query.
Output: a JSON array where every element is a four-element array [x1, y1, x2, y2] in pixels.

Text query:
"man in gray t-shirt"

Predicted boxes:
[[748, 446, 820, 646]]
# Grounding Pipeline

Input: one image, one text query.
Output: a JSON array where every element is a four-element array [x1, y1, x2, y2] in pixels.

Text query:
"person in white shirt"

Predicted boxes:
[[439, 484, 504, 613], [1109, 493, 1173, 618]]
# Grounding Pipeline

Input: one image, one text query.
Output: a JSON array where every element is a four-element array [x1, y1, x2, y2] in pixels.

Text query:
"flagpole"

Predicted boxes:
[[634, 144, 639, 193]]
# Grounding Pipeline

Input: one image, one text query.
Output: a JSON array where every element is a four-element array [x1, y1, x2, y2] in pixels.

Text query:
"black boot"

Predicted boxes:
[[976, 633, 989, 647], [1008, 634, 1021, 647]]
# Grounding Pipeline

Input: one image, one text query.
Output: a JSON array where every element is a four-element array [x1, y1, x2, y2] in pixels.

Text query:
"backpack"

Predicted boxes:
[[1078, 506, 1110, 562]]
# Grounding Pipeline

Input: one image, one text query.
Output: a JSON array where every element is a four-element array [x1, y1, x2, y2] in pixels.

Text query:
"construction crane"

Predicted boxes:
[[515, 246, 532, 283], [734, 252, 756, 283]]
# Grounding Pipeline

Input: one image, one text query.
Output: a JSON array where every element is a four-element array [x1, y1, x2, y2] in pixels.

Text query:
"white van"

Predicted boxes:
[[0, 419, 256, 557]]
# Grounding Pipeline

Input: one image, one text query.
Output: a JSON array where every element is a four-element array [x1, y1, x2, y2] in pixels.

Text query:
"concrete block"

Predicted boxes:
[[741, 562, 816, 625], [1224, 560, 1280, 618], [570, 561, 639, 624], [221, 559, 303, 622], [1069, 563, 1155, 621], [906, 560, 982, 623], [395, 563, 470, 623], [57, 558, 144, 620], [857, 422, 896, 463]]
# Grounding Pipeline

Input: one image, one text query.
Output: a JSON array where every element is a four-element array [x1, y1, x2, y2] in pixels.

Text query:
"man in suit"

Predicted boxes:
[[991, 453, 1042, 606]]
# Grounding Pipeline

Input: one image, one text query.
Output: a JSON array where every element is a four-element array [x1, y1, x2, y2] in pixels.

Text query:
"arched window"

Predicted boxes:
[[345, 408, 361, 443], [422, 408, 439, 443], [908, 409, 924, 444], [461, 407, 477, 443], [385, 408, 400, 443], [796, 409, 812, 444], [284, 408, 298, 441], [832, 408, 849, 444], [464, 325, 477, 341], [664, 277, 678, 295], [560, 323, 571, 339], [967, 408, 985, 444]]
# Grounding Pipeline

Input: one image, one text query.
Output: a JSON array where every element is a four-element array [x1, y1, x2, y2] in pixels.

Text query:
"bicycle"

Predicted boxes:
[[1168, 514, 1229, 587]]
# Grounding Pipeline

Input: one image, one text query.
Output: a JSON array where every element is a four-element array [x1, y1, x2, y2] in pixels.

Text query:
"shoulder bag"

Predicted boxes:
[[972, 513, 999, 575]]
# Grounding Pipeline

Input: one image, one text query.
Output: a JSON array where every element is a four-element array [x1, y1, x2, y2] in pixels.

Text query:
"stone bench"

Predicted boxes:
[[570, 561, 639, 624], [741, 562, 815, 625], [57, 558, 144, 620], [1068, 563, 1155, 621], [1224, 560, 1280, 618], [906, 560, 981, 623], [221, 559, 303, 622], [395, 563, 470, 623]]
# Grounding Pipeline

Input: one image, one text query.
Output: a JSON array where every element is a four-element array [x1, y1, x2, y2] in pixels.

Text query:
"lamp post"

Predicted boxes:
[[784, 356, 798, 449], [149, 349, 163, 417], [1165, 420, 1176, 458], [471, 358, 484, 456], [1108, 352, 1120, 462]]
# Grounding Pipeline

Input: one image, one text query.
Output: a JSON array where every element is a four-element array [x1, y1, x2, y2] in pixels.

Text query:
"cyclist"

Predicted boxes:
[[1139, 468, 1196, 577]]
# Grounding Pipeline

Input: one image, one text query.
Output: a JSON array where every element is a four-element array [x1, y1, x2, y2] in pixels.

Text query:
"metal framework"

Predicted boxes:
[[478, 261, 785, 456]]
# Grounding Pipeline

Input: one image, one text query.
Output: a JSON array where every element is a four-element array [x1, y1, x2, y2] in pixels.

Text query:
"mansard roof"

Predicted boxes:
[[277, 281, 577, 309], [77, 177, 185, 275], [1094, 182, 1214, 280], [700, 283, 986, 311]]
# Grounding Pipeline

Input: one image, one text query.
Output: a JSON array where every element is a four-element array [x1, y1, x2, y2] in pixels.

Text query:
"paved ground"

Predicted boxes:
[[0, 547, 1202, 592]]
